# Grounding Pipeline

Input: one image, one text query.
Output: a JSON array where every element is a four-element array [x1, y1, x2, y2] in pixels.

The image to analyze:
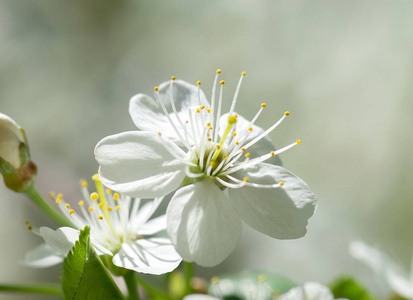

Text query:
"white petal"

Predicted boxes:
[[39, 227, 79, 255], [278, 282, 334, 300], [228, 164, 317, 239], [112, 237, 181, 275], [95, 131, 187, 198], [166, 181, 242, 267], [0, 113, 25, 168], [138, 215, 167, 236], [22, 243, 63, 268], [350, 241, 413, 298], [219, 113, 282, 165], [183, 295, 220, 300], [129, 80, 209, 144]]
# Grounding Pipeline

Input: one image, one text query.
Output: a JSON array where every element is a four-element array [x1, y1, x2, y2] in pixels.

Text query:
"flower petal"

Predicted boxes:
[[138, 215, 167, 236], [228, 164, 317, 239], [112, 237, 181, 275], [167, 181, 242, 267], [22, 243, 64, 268], [219, 113, 282, 166], [129, 80, 209, 144], [350, 241, 413, 298], [39, 226, 79, 255], [0, 113, 25, 168], [278, 282, 334, 300], [95, 131, 187, 198]]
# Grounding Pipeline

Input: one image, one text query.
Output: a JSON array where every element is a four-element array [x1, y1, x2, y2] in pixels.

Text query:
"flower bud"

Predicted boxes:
[[0, 113, 37, 192]]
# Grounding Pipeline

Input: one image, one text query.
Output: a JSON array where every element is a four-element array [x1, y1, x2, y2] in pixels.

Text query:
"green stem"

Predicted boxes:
[[185, 262, 193, 294], [123, 271, 139, 300], [24, 185, 72, 227], [135, 276, 171, 300], [0, 283, 61, 295]]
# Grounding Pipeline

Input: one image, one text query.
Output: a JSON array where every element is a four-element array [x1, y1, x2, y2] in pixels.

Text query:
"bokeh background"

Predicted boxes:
[[1, 1, 413, 299]]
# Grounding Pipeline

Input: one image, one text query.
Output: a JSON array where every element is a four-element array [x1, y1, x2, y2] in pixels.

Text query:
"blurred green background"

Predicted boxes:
[[1, 0, 413, 299]]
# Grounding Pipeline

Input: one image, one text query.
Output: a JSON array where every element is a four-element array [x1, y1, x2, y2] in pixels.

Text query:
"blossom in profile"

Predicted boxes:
[[350, 241, 413, 299], [95, 70, 317, 267], [278, 282, 347, 300], [23, 174, 181, 275]]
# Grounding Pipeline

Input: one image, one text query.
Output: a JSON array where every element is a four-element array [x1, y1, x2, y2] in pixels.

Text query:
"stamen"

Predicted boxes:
[[69, 209, 75, 215], [228, 71, 246, 116], [78, 200, 85, 206], [80, 179, 88, 187], [213, 80, 225, 143], [113, 193, 119, 201], [211, 115, 237, 162], [48, 191, 55, 199], [90, 192, 99, 201]]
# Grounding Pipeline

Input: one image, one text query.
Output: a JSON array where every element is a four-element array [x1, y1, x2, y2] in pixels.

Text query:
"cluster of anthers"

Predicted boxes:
[[152, 70, 300, 189]]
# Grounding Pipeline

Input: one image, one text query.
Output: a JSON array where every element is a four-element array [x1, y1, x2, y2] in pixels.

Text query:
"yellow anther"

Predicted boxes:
[[89, 207, 94, 212], [210, 161, 215, 166], [234, 114, 238, 118], [206, 122, 211, 126], [99, 203, 104, 208], [284, 111, 290, 116], [196, 109, 200, 113], [216, 145, 221, 149], [241, 147, 246, 152], [116, 205, 120, 210], [271, 151, 275, 156], [185, 120, 189, 124], [48, 191, 55, 199], [57, 193, 63, 199], [245, 153, 250, 158], [279, 182, 284, 186], [296, 139, 301, 145], [154, 86, 159, 92], [207, 108, 211, 113], [171, 76, 176, 81], [209, 126, 213, 130], [200, 105, 205, 109], [55, 198, 61, 204], [80, 179, 88, 187], [235, 141, 239, 145], [65, 203, 70, 209], [196, 80, 201, 85], [207, 138, 212, 141], [157, 132, 162, 136], [113, 193, 120, 200], [220, 80, 225, 85], [216, 69, 222, 74], [228, 115, 237, 124], [90, 192, 99, 201], [69, 209, 75, 215], [78, 200, 85, 206], [211, 277, 220, 285], [28, 226, 33, 231], [207, 133, 210, 137], [224, 156, 228, 160], [242, 71, 246, 76], [243, 177, 249, 182], [92, 173, 99, 181], [261, 103, 267, 108], [25, 221, 29, 226], [108, 207, 113, 212], [98, 216, 103, 220], [258, 274, 266, 283], [248, 127, 253, 131], [106, 189, 112, 194]]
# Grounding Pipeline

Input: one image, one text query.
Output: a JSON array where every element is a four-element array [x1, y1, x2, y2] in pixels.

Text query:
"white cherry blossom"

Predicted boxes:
[[23, 174, 181, 275], [95, 70, 317, 267]]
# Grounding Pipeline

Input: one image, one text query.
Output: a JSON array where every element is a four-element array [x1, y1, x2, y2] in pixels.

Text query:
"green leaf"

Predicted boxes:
[[330, 276, 376, 300], [60, 226, 125, 300]]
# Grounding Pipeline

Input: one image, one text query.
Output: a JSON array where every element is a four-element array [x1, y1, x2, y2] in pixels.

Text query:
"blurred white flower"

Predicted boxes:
[[183, 295, 219, 300], [95, 71, 317, 267], [278, 282, 346, 300], [23, 174, 182, 275], [350, 240, 413, 299]]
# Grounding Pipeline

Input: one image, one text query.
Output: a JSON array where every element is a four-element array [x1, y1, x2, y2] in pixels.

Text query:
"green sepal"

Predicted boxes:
[[60, 226, 125, 300], [330, 276, 376, 300], [0, 157, 15, 175], [18, 141, 30, 166], [101, 254, 128, 277]]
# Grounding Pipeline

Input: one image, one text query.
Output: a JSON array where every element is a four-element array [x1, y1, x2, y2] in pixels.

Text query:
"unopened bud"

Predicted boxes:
[[0, 113, 36, 192]]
